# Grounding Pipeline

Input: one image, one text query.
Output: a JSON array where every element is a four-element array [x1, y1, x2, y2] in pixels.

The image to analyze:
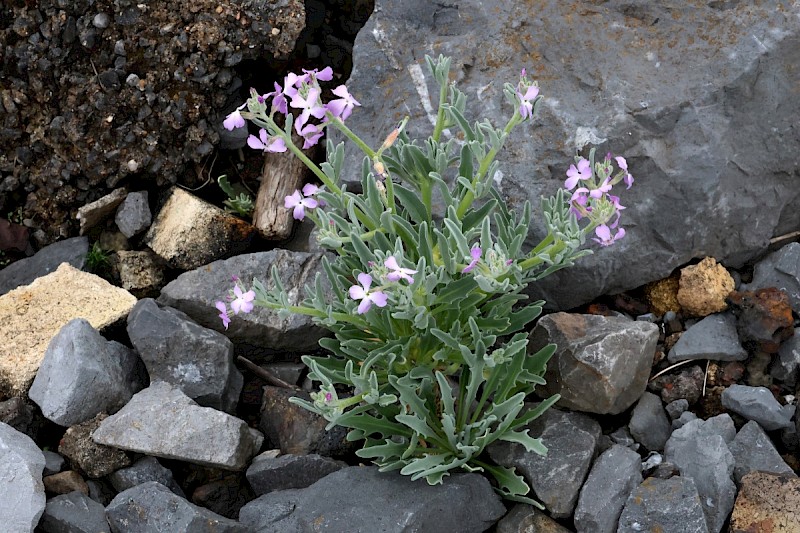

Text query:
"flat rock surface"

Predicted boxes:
[[0, 422, 46, 532], [730, 471, 800, 533]]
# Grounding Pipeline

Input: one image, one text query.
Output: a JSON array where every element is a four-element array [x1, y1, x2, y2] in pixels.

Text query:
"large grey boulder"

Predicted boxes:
[[334, 0, 800, 309], [618, 477, 708, 533], [0, 422, 46, 532], [728, 420, 795, 485]]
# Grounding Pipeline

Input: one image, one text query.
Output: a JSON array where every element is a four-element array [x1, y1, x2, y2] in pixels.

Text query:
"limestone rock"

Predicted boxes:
[[495, 504, 573, 533], [116, 249, 165, 298], [0, 263, 136, 398], [727, 420, 795, 484], [721, 384, 793, 431], [677, 258, 735, 317], [38, 491, 110, 533], [0, 422, 46, 532], [76, 188, 127, 235]]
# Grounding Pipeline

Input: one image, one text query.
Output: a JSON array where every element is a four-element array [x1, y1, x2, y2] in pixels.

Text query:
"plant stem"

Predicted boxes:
[[329, 116, 376, 159]]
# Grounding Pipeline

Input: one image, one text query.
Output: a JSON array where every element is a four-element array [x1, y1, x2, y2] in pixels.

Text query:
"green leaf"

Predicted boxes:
[[498, 429, 548, 455], [444, 104, 476, 141], [394, 184, 428, 224]]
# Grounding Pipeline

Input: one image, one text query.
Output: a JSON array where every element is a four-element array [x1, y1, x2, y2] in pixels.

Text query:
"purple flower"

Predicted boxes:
[[462, 246, 482, 273], [290, 87, 326, 128], [305, 66, 334, 82], [348, 273, 388, 314], [284, 190, 319, 221], [223, 109, 245, 131], [296, 122, 325, 149], [247, 129, 287, 153], [231, 285, 256, 314], [592, 224, 626, 246], [326, 85, 361, 121], [517, 85, 540, 120], [302, 183, 326, 207], [615, 156, 634, 189], [215, 301, 230, 329], [565, 158, 592, 190], [324, 392, 333, 402], [268, 81, 288, 115], [283, 71, 309, 98], [569, 188, 592, 219], [384, 256, 417, 284], [590, 177, 612, 199]]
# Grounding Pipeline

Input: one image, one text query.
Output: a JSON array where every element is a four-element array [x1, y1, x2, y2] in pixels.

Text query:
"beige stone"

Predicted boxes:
[[76, 187, 127, 235], [730, 471, 800, 533], [144, 187, 256, 270], [0, 263, 136, 398], [677, 257, 735, 317], [644, 273, 682, 316]]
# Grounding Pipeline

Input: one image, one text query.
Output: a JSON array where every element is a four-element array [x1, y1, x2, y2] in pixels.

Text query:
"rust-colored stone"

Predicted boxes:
[[730, 471, 800, 532], [727, 287, 794, 353]]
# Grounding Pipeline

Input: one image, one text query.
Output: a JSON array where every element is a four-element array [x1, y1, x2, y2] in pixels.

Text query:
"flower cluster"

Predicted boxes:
[[347, 256, 417, 314], [214, 278, 256, 330]]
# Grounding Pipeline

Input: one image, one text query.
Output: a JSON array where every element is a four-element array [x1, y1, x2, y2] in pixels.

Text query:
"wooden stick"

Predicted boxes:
[[236, 355, 301, 391]]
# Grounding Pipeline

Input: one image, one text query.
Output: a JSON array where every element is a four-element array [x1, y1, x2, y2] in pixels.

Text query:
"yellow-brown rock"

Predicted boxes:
[[644, 273, 681, 316], [730, 471, 800, 532], [0, 263, 136, 398], [677, 257, 735, 317]]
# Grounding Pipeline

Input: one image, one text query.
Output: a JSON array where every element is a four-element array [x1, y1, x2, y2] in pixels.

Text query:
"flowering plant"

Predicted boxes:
[[217, 56, 632, 503]]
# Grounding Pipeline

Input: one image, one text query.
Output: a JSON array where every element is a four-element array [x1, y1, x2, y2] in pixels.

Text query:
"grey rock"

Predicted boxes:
[[77, 188, 128, 235], [246, 452, 345, 496], [108, 456, 185, 498], [496, 504, 574, 533], [529, 313, 659, 414], [39, 491, 110, 533], [574, 445, 642, 533], [28, 318, 145, 427], [238, 466, 505, 533], [0, 422, 46, 532], [86, 479, 116, 507], [91, 382, 262, 471], [126, 298, 242, 413], [629, 391, 671, 452], [335, 0, 800, 310], [673, 411, 698, 430], [728, 420, 795, 484], [488, 407, 602, 518], [105, 481, 245, 532], [773, 328, 800, 386], [721, 384, 793, 431], [0, 397, 45, 440], [669, 414, 736, 446], [608, 427, 638, 451], [42, 450, 65, 476], [617, 477, 708, 533], [260, 362, 306, 387], [0, 236, 88, 296], [743, 242, 800, 313], [665, 399, 689, 421], [667, 312, 747, 363], [116, 249, 165, 298], [115, 191, 151, 238], [158, 250, 329, 352]]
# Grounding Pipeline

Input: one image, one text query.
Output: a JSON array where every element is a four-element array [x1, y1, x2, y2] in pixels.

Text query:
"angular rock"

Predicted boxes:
[[144, 187, 256, 270], [0, 263, 136, 398], [126, 299, 242, 413], [108, 456, 185, 498], [0, 422, 46, 532], [58, 413, 131, 479], [43, 470, 89, 496], [644, 274, 682, 316], [238, 466, 505, 533], [677, 257, 735, 317], [728, 420, 795, 484], [76, 188, 127, 235], [773, 327, 800, 386], [246, 452, 346, 496], [106, 481, 245, 532], [529, 313, 659, 414], [727, 287, 795, 353], [721, 384, 793, 431], [730, 471, 800, 532], [190, 473, 253, 520], [743, 242, 800, 314], [0, 236, 88, 296], [667, 312, 747, 363], [573, 445, 642, 533], [628, 391, 671, 452], [116, 249, 165, 298], [487, 407, 602, 518], [665, 399, 689, 421], [335, 0, 800, 310], [42, 450, 65, 476], [115, 190, 151, 238], [38, 491, 110, 533], [92, 382, 262, 470], [649, 365, 705, 405], [0, 396, 46, 440], [495, 504, 573, 533], [29, 318, 145, 426], [618, 476, 708, 533], [158, 250, 330, 352]]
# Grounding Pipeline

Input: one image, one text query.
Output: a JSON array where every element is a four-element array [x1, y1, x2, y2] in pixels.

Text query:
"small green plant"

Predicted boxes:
[[85, 242, 111, 273], [6, 207, 23, 224], [217, 175, 254, 217]]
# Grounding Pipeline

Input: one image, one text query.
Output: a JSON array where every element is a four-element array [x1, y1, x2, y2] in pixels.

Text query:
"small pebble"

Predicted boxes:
[[92, 13, 110, 29]]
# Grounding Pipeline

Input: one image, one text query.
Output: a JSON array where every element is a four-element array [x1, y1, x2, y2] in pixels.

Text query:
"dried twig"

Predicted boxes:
[[648, 358, 697, 382], [702, 359, 710, 397], [236, 355, 301, 391]]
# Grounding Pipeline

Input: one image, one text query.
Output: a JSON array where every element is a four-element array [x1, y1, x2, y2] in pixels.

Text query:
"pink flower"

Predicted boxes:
[[290, 87, 326, 129], [283, 71, 309, 98], [565, 158, 592, 190], [348, 273, 388, 314], [215, 301, 230, 329], [592, 224, 626, 246], [517, 85, 539, 120], [615, 156, 634, 189], [296, 122, 325, 148], [590, 177, 612, 199], [267, 81, 288, 115], [305, 66, 333, 82], [326, 85, 361, 121], [462, 246, 482, 273], [223, 109, 245, 131], [231, 285, 255, 314], [384, 256, 417, 284], [247, 129, 287, 153], [284, 190, 319, 221]]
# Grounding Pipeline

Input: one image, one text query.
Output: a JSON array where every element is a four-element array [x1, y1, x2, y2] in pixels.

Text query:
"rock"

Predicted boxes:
[[0, 422, 46, 532], [730, 471, 800, 532], [260, 362, 306, 387], [246, 452, 346, 496], [573, 445, 642, 533], [116, 249, 165, 298], [529, 313, 659, 415], [42, 450, 65, 476], [258, 386, 354, 457], [667, 312, 747, 363], [126, 298, 242, 413], [721, 384, 793, 431], [644, 274, 682, 316], [649, 365, 705, 405], [608, 427, 638, 451], [106, 481, 246, 533], [677, 258, 735, 317], [108, 456, 185, 498], [0, 236, 88, 296], [495, 504, 574, 533], [628, 391, 671, 452], [0, 397, 46, 441], [158, 249, 330, 352], [92, 382, 262, 471], [487, 407, 602, 518], [665, 399, 689, 421], [773, 328, 800, 386], [86, 479, 116, 507], [76, 188, 128, 235], [144, 187, 256, 270], [115, 191, 151, 238], [0, 263, 136, 398], [728, 420, 795, 485], [0, 218, 29, 253], [334, 0, 800, 311], [238, 466, 505, 532], [618, 476, 709, 533], [38, 491, 110, 533], [58, 413, 131, 479], [727, 287, 794, 353], [190, 473, 254, 520], [43, 470, 89, 496], [673, 411, 699, 430], [28, 318, 145, 426], [742, 242, 800, 314]]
